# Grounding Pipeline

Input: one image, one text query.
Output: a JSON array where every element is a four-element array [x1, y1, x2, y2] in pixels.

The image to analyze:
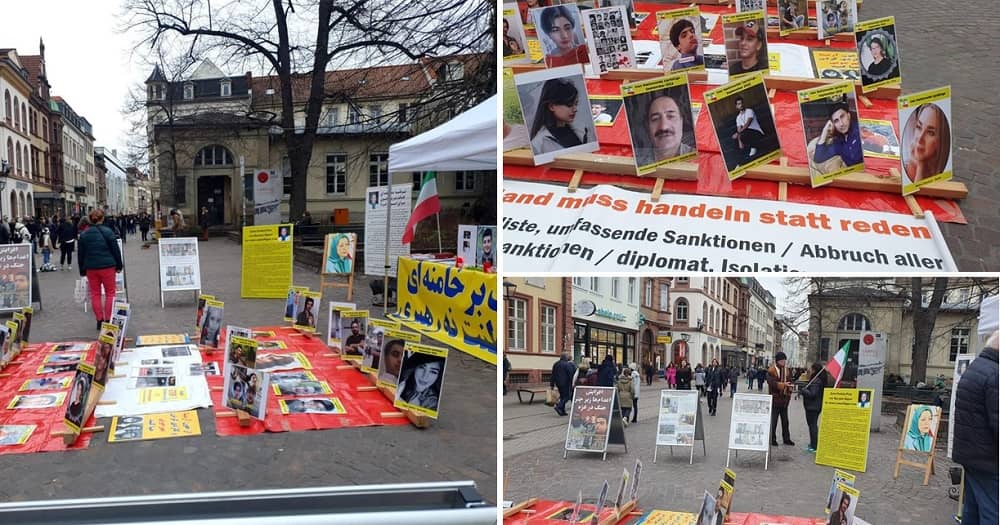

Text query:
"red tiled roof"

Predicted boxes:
[[19, 55, 44, 89], [250, 63, 433, 107]]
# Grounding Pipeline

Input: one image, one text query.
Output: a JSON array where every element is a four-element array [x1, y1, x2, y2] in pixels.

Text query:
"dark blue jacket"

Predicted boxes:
[[597, 357, 617, 387], [550, 358, 576, 394], [952, 346, 998, 474], [799, 373, 828, 412], [78, 224, 123, 276]]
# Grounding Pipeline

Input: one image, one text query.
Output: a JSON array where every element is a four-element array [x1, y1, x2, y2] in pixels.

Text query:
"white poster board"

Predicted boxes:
[[457, 225, 477, 264], [364, 184, 412, 277], [857, 331, 886, 431], [253, 169, 282, 225], [948, 353, 975, 459], [727, 393, 772, 469], [158, 237, 202, 291], [654, 389, 699, 464], [94, 344, 213, 417]]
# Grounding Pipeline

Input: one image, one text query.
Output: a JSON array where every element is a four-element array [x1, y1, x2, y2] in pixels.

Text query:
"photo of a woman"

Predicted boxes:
[[902, 405, 938, 452], [502, 17, 525, 58], [395, 351, 447, 414], [324, 233, 354, 274], [65, 372, 92, 429], [901, 103, 951, 184], [199, 304, 224, 348], [535, 5, 588, 67]]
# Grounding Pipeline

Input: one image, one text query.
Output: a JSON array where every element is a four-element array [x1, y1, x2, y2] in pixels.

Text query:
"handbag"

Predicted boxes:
[[74, 278, 88, 305], [545, 387, 559, 406]]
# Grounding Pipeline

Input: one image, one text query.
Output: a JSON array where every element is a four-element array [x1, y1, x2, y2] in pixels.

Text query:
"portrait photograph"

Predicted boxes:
[[705, 75, 782, 178], [778, 0, 808, 35], [340, 314, 368, 356], [284, 288, 302, 321], [825, 484, 858, 525], [93, 338, 114, 386], [581, 5, 636, 75], [20, 376, 72, 391], [622, 73, 697, 174], [899, 89, 952, 194], [825, 470, 854, 512], [0, 425, 35, 446], [502, 4, 529, 63], [323, 233, 356, 275], [531, 4, 589, 68], [695, 490, 719, 525], [195, 294, 213, 331], [859, 118, 900, 159], [476, 227, 495, 267], [362, 323, 386, 372], [515, 65, 600, 164], [277, 225, 291, 242], [8, 392, 66, 409], [597, 0, 636, 28], [657, 8, 705, 72], [723, 13, 769, 78], [589, 96, 622, 127], [857, 390, 872, 408], [817, 0, 857, 39], [279, 397, 346, 415], [377, 337, 407, 387], [394, 346, 449, 418], [855, 18, 900, 92], [901, 404, 940, 453], [198, 303, 224, 348], [64, 368, 95, 430], [272, 380, 331, 397], [294, 292, 320, 331], [797, 81, 864, 187]]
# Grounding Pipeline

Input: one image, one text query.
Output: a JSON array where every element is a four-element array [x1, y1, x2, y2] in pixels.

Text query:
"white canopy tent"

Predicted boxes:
[[978, 294, 998, 339], [388, 95, 497, 172], [376, 95, 497, 312]]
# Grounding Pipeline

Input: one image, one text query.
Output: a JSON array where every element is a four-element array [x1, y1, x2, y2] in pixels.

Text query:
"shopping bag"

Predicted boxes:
[[545, 387, 559, 406], [74, 278, 88, 305]]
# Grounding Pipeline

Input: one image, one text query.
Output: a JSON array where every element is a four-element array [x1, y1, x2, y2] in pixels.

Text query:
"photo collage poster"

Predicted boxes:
[[898, 86, 952, 195], [655, 389, 698, 447], [109, 301, 131, 365], [376, 328, 421, 390], [158, 237, 201, 291], [621, 73, 697, 175], [728, 393, 772, 451], [581, 5, 636, 75], [283, 286, 308, 322], [817, 0, 857, 40], [797, 80, 865, 187], [0, 244, 33, 311], [326, 301, 357, 348], [339, 310, 370, 360], [393, 342, 449, 419], [223, 335, 268, 419]]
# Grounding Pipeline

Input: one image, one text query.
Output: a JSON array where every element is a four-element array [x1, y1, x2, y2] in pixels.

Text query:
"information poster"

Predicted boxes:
[[816, 388, 874, 472], [253, 169, 282, 225], [364, 184, 412, 277], [108, 411, 202, 442], [0, 244, 32, 311], [565, 386, 616, 453], [502, 180, 957, 272], [655, 390, 698, 446], [728, 393, 771, 451], [857, 331, 886, 431], [158, 237, 201, 291], [240, 224, 294, 298]]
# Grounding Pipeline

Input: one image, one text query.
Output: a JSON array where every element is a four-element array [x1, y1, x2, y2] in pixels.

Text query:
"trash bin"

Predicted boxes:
[[333, 208, 349, 225]]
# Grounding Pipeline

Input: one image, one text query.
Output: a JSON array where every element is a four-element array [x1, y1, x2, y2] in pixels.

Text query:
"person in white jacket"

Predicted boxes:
[[629, 362, 641, 423]]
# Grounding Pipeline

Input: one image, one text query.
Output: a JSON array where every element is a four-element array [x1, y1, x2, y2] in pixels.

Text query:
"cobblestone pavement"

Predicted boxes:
[[867, 0, 1000, 270], [0, 234, 496, 504], [504, 379, 959, 523]]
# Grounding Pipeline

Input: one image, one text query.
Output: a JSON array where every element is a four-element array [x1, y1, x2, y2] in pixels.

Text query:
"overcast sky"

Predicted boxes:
[[4, 0, 135, 158]]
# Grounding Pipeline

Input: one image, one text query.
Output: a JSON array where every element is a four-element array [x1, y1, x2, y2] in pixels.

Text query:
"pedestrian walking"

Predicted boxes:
[[952, 331, 998, 524], [676, 360, 692, 390], [767, 352, 795, 447], [616, 368, 635, 427], [747, 366, 755, 389], [695, 365, 706, 397], [77, 209, 123, 330], [630, 362, 641, 423], [550, 352, 577, 416], [666, 362, 676, 389], [597, 354, 617, 387], [57, 217, 77, 270], [502, 352, 511, 396], [139, 214, 151, 241], [644, 361, 654, 386], [729, 366, 739, 397], [706, 359, 725, 416], [39, 227, 54, 269], [798, 362, 829, 453], [756, 367, 766, 391]]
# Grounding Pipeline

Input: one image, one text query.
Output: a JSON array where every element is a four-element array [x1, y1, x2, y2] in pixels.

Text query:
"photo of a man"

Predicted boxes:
[[277, 226, 290, 242], [779, 0, 807, 34], [343, 319, 367, 355], [725, 17, 769, 77], [623, 75, 696, 174], [706, 75, 782, 178], [659, 13, 704, 72], [799, 82, 864, 186], [857, 390, 870, 408], [477, 227, 495, 267], [295, 296, 317, 329]]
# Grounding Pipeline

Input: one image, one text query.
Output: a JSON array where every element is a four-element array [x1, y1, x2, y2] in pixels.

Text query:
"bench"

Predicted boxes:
[[517, 386, 549, 405]]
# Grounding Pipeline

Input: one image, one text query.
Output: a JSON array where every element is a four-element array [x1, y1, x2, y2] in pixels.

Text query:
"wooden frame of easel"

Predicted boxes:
[[893, 404, 939, 486], [503, 71, 967, 219], [319, 233, 356, 302], [502, 497, 638, 525]]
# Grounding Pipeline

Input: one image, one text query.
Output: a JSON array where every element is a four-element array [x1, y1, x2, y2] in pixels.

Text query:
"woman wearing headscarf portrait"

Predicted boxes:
[[325, 233, 354, 274], [903, 406, 936, 452]]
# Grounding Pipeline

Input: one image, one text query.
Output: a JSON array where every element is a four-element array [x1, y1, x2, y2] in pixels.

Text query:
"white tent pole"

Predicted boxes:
[[435, 212, 442, 254], [383, 176, 391, 317]]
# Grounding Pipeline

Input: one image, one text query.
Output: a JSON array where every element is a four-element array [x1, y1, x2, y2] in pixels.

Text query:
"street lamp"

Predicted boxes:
[[503, 280, 517, 302]]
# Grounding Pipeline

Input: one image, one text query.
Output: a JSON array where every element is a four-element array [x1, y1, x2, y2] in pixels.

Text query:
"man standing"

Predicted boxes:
[[551, 352, 577, 416], [630, 362, 641, 423], [644, 94, 694, 165], [952, 331, 998, 523], [503, 352, 512, 396], [598, 354, 617, 387], [767, 352, 795, 446], [729, 366, 739, 397], [705, 359, 725, 416]]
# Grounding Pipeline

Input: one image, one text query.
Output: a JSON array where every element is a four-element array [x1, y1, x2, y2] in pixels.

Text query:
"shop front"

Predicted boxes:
[[573, 321, 637, 368]]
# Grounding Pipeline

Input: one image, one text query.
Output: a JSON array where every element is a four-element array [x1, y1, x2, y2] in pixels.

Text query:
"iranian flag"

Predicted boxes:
[[401, 172, 440, 244], [826, 341, 851, 387]]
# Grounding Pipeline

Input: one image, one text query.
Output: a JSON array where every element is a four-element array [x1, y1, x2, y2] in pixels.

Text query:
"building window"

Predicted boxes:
[[508, 298, 527, 351], [659, 284, 669, 311], [540, 305, 556, 354], [644, 280, 652, 307], [446, 61, 464, 81], [3, 90, 9, 122], [676, 299, 688, 321], [398, 103, 409, 123], [326, 107, 340, 127], [220, 80, 231, 97], [175, 176, 186, 204], [183, 83, 194, 100], [369, 153, 389, 186], [194, 145, 234, 166], [677, 277, 689, 284], [455, 171, 477, 192], [367, 105, 382, 122], [13, 96, 20, 129], [325, 153, 347, 194], [572, 277, 585, 288], [950, 328, 969, 361], [611, 278, 620, 300], [590, 278, 600, 292], [837, 313, 871, 332], [348, 106, 361, 125], [628, 278, 636, 305]]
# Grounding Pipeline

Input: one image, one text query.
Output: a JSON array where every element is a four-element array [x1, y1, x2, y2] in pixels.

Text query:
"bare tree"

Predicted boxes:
[[122, 0, 494, 220]]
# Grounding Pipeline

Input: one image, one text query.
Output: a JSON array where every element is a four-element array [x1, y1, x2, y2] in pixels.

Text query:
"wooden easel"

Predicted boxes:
[[893, 405, 938, 486], [319, 233, 356, 301]]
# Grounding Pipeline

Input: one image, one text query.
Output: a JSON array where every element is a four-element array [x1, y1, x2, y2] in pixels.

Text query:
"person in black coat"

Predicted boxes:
[[705, 360, 725, 415], [952, 331, 998, 523], [550, 352, 577, 416], [57, 217, 77, 270], [676, 360, 693, 390], [597, 354, 617, 387], [798, 362, 828, 452]]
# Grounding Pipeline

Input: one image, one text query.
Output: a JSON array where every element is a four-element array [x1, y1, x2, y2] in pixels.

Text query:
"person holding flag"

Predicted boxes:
[[798, 361, 830, 453], [401, 172, 441, 246]]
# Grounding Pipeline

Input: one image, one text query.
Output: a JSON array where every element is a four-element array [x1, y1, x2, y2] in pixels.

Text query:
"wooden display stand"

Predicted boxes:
[[502, 498, 638, 525], [52, 386, 109, 446], [893, 405, 939, 486], [347, 358, 430, 429], [319, 233, 357, 302]]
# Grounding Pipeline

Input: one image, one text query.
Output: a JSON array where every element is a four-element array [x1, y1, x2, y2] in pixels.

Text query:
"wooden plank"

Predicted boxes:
[[778, 181, 788, 201], [651, 178, 665, 202], [606, 69, 709, 83], [503, 498, 539, 519], [761, 75, 900, 100], [568, 169, 584, 193], [503, 149, 698, 180]]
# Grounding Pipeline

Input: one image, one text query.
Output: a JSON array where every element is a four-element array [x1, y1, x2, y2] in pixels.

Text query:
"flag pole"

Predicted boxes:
[[435, 212, 442, 254]]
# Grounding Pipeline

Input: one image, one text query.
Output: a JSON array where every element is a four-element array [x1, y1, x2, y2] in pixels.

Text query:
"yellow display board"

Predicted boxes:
[[393, 258, 497, 365], [108, 411, 201, 442], [138, 386, 190, 404], [815, 388, 874, 472], [241, 224, 294, 298]]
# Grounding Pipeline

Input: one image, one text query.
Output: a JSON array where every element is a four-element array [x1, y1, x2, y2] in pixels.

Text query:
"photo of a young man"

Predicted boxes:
[[590, 97, 622, 126], [778, 0, 807, 35], [658, 9, 704, 72], [724, 16, 769, 78], [798, 82, 864, 186], [705, 75, 782, 178]]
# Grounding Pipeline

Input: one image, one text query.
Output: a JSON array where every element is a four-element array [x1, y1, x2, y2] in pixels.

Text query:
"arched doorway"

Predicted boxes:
[[9, 192, 17, 219], [640, 329, 654, 369], [19, 192, 25, 220], [701, 342, 708, 366], [671, 340, 689, 365]]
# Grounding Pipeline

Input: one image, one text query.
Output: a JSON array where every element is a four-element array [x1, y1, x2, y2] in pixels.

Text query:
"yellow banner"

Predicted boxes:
[[108, 411, 201, 442], [393, 258, 497, 365], [633, 509, 698, 524], [241, 224, 294, 298], [816, 388, 874, 472], [138, 386, 190, 404]]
